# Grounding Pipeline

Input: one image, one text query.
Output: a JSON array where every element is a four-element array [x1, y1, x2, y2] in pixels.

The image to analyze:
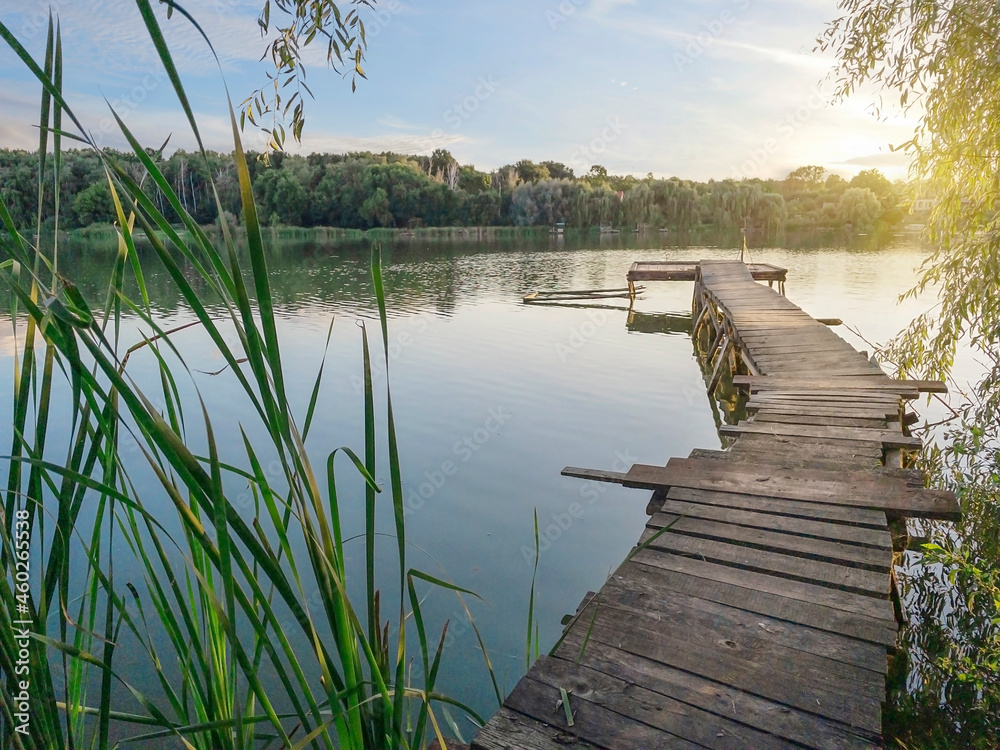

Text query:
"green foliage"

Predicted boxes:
[[239, 0, 372, 151], [850, 168, 894, 203], [514, 160, 550, 184], [0, 6, 492, 749], [821, 0, 1000, 388], [885, 404, 1000, 748], [2, 145, 914, 235], [837, 186, 882, 230], [822, 4, 1000, 742], [70, 180, 116, 226], [784, 165, 826, 191]]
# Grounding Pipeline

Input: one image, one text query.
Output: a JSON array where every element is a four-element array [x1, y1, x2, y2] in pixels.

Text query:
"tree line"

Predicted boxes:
[[0, 147, 909, 234]]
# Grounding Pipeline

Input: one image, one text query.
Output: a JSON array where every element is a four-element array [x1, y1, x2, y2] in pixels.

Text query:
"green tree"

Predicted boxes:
[[837, 187, 881, 230], [754, 193, 787, 234], [823, 6, 1000, 746], [821, 1, 1000, 385], [255, 167, 309, 225], [849, 168, 893, 203], [71, 181, 116, 227], [457, 166, 490, 193], [783, 165, 826, 192], [539, 161, 574, 180], [514, 159, 550, 184], [360, 186, 393, 227]]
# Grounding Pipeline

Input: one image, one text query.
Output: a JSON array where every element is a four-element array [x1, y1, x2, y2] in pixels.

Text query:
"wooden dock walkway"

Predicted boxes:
[[472, 260, 959, 749]]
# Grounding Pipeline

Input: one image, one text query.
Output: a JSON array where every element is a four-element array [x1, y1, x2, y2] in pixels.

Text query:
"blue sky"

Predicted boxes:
[[0, 0, 916, 181]]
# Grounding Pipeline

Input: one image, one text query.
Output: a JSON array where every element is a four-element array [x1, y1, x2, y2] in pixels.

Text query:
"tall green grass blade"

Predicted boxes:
[[302, 318, 335, 441], [526, 509, 540, 671], [1, 6, 498, 748], [133, 0, 209, 153]]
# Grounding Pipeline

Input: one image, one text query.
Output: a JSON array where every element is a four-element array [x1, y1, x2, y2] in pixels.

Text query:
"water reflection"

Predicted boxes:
[[625, 310, 693, 336], [5, 232, 990, 741]]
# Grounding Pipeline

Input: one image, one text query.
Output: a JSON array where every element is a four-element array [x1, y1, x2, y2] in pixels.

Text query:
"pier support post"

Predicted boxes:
[[708, 335, 733, 393]]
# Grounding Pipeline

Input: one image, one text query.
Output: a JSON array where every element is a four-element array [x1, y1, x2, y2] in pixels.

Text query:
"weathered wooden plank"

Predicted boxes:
[[744, 354, 880, 368], [752, 412, 890, 429], [740, 341, 860, 355], [622, 460, 960, 520], [724, 444, 883, 466], [637, 527, 888, 597], [746, 402, 898, 419], [647, 511, 891, 571], [749, 366, 887, 380], [735, 329, 854, 341], [719, 421, 921, 449], [726, 432, 886, 460], [560, 467, 628, 484], [504, 672, 705, 750], [744, 404, 899, 420], [686, 447, 882, 474], [750, 360, 885, 378], [747, 390, 901, 402], [626, 556, 897, 645], [471, 707, 603, 750], [746, 394, 902, 407], [656, 495, 891, 546], [733, 375, 947, 394], [528, 655, 795, 750], [552, 636, 881, 750], [663, 485, 889, 528], [602, 561, 889, 671], [630, 547, 895, 626], [744, 403, 899, 419], [562, 604, 885, 733]]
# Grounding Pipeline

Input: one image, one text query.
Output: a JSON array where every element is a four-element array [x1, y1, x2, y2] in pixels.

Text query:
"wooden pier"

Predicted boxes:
[[627, 260, 788, 300], [473, 260, 959, 749]]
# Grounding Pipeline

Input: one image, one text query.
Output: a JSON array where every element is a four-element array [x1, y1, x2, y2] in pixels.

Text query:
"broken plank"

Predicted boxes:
[[560, 466, 628, 484], [471, 707, 602, 750]]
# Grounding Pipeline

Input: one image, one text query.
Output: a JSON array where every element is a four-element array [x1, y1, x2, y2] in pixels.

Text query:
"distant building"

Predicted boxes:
[[914, 198, 934, 212]]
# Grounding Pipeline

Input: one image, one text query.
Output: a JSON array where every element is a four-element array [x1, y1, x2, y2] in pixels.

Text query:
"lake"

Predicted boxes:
[[2, 231, 983, 740]]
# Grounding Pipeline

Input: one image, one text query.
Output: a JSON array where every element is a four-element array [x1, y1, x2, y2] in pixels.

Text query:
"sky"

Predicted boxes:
[[0, 0, 918, 182]]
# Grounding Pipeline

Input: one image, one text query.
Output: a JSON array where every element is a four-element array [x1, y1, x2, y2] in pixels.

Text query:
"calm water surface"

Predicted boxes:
[[2, 234, 973, 737]]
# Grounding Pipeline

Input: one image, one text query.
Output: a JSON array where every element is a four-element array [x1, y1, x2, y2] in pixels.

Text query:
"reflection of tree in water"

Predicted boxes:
[[625, 309, 745, 432], [55, 236, 630, 319]]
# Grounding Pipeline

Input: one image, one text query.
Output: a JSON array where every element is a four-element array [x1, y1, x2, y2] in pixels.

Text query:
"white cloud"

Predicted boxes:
[[300, 131, 470, 156], [376, 115, 418, 130]]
